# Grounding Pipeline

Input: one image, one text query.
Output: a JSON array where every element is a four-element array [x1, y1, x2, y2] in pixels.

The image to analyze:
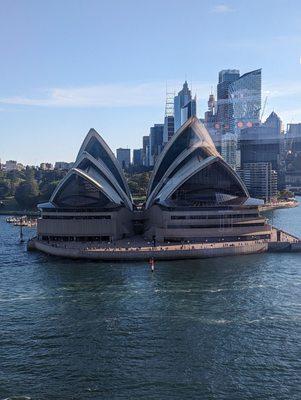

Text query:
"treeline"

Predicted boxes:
[[0, 168, 151, 210], [0, 168, 67, 210]]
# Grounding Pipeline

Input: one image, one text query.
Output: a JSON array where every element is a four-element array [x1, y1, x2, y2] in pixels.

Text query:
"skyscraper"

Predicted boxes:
[[116, 148, 131, 169], [133, 149, 143, 167], [149, 124, 164, 166], [174, 81, 197, 132], [229, 69, 262, 135], [216, 69, 240, 133], [142, 135, 150, 166]]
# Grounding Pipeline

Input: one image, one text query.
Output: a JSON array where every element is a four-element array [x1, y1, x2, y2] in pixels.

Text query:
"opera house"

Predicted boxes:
[[36, 116, 272, 250]]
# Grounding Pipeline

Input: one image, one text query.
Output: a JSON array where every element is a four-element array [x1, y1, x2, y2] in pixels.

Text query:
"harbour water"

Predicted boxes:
[[0, 201, 300, 399]]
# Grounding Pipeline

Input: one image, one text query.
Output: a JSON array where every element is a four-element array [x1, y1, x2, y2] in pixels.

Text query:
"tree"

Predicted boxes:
[[15, 178, 40, 209], [0, 180, 10, 198]]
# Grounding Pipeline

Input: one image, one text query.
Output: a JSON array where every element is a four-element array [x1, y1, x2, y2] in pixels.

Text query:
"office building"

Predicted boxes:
[[285, 123, 301, 188], [174, 81, 197, 132], [149, 123, 164, 167], [221, 133, 239, 170], [240, 162, 278, 201], [132, 149, 143, 167], [229, 69, 262, 135], [240, 113, 282, 171], [216, 69, 240, 132], [54, 162, 73, 170], [116, 148, 131, 169]]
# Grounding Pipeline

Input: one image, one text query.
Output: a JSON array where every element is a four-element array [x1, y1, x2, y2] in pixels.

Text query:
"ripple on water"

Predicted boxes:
[[0, 206, 301, 399]]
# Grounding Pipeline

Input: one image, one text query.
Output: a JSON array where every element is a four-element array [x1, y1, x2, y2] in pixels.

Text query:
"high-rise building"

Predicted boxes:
[[240, 112, 283, 189], [133, 149, 143, 167], [240, 162, 278, 201], [216, 69, 240, 133], [149, 124, 164, 167], [116, 148, 131, 169], [285, 123, 301, 188], [142, 136, 150, 166], [174, 81, 197, 132], [163, 92, 175, 144], [240, 121, 282, 172], [221, 133, 238, 170], [229, 69, 262, 135]]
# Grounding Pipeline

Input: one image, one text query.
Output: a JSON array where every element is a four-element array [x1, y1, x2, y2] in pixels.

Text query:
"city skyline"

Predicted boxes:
[[1, 0, 301, 164]]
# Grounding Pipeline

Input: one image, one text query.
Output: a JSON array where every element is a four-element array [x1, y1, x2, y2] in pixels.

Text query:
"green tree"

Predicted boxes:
[[0, 180, 10, 198], [15, 178, 40, 209]]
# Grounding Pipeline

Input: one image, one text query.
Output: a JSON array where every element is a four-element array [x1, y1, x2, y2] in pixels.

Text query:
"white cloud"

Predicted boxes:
[[0, 81, 211, 109], [263, 81, 301, 98], [212, 4, 234, 13]]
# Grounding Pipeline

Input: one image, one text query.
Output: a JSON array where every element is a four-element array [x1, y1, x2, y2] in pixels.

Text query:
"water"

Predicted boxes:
[[0, 202, 300, 400]]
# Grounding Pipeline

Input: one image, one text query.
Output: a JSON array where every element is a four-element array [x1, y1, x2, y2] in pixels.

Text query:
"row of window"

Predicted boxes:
[[167, 223, 265, 229], [171, 213, 259, 220], [164, 234, 270, 243], [40, 236, 112, 242], [42, 215, 111, 220]]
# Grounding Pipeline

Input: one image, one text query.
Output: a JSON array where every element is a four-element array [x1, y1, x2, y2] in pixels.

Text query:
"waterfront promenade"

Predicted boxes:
[[28, 227, 301, 261]]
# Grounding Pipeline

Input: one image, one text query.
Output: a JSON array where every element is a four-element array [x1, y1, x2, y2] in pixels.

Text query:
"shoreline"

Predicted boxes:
[[259, 201, 299, 212]]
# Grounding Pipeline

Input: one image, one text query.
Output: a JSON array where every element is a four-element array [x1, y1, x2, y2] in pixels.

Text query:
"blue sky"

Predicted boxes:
[[0, 0, 301, 165]]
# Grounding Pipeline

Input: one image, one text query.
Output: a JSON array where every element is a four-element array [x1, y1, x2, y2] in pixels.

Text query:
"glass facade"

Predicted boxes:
[[229, 69, 261, 135]]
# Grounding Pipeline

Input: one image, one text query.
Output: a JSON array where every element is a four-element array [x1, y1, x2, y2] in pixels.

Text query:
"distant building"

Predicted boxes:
[[5, 160, 25, 171], [142, 136, 150, 166], [216, 69, 240, 133], [285, 123, 301, 188], [40, 163, 54, 171], [229, 69, 261, 135], [54, 162, 73, 170], [221, 133, 238, 170], [240, 117, 282, 172], [240, 113, 283, 190], [163, 92, 175, 144], [240, 162, 278, 201], [149, 123, 164, 167], [132, 149, 143, 167], [116, 148, 131, 169], [174, 81, 197, 132]]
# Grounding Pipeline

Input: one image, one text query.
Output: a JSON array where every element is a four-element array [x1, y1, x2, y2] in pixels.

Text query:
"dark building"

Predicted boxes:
[[240, 162, 278, 201], [240, 112, 284, 192], [149, 123, 164, 166], [163, 115, 175, 144], [142, 135, 150, 166], [133, 149, 143, 167]]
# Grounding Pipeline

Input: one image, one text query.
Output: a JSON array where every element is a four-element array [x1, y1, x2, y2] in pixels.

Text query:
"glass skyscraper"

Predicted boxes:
[[229, 69, 262, 135], [174, 81, 197, 132]]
